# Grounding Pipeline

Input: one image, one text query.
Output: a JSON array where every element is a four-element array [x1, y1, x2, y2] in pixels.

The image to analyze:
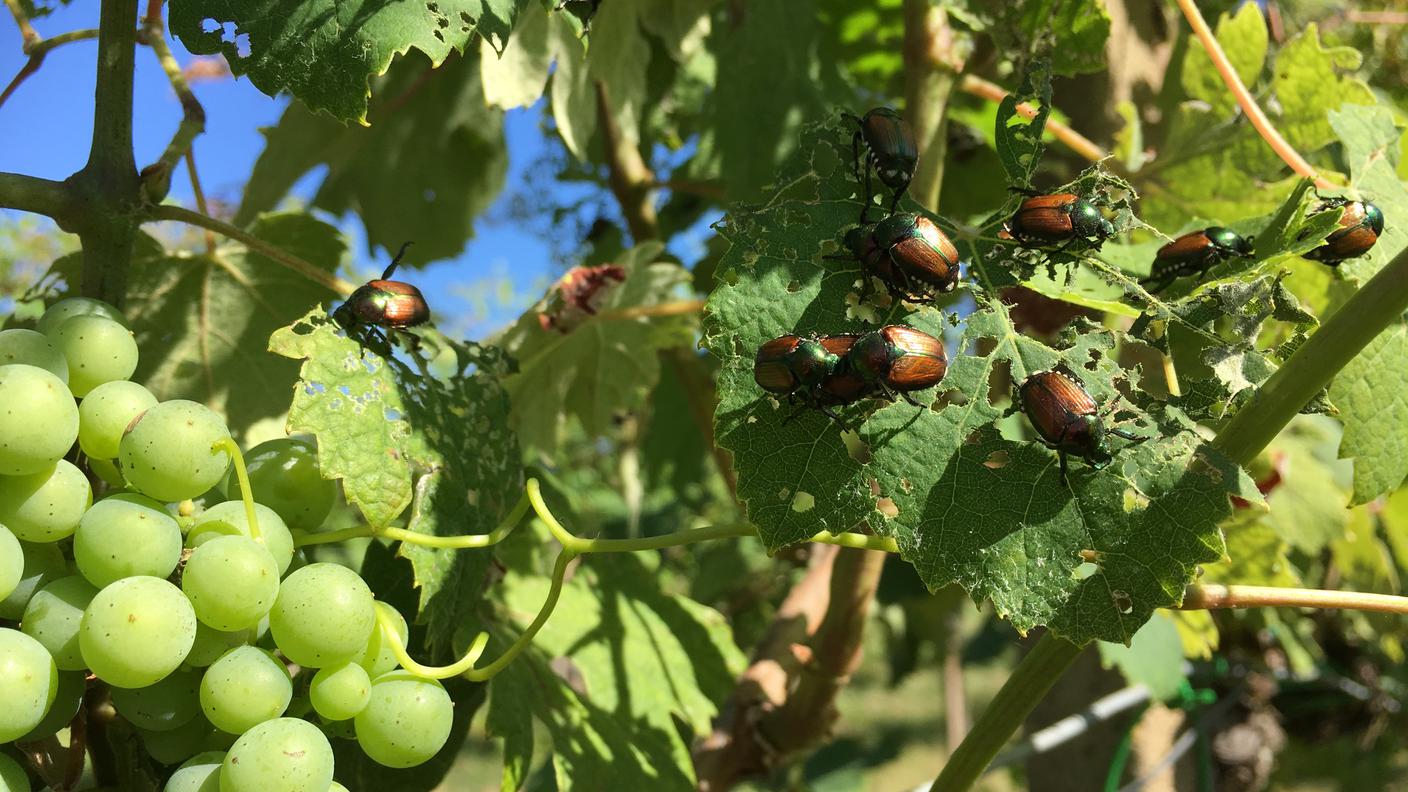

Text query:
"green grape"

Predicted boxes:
[[163, 750, 224, 792], [183, 535, 279, 631], [74, 492, 182, 587], [17, 668, 84, 741], [0, 523, 19, 601], [0, 539, 66, 619], [21, 575, 99, 670], [358, 601, 407, 677], [186, 620, 258, 667], [309, 661, 370, 721], [225, 437, 335, 531], [118, 400, 231, 502], [0, 627, 58, 741], [187, 501, 294, 576], [0, 328, 68, 382], [199, 646, 291, 734], [220, 717, 333, 792], [329, 783, 350, 792], [0, 364, 79, 476], [0, 460, 92, 542], [78, 380, 157, 460], [36, 296, 125, 336], [79, 576, 196, 688], [0, 752, 28, 792], [354, 671, 453, 768], [321, 716, 355, 740], [138, 713, 222, 764], [110, 667, 201, 731], [89, 455, 125, 487], [49, 315, 138, 397], [269, 563, 374, 668]]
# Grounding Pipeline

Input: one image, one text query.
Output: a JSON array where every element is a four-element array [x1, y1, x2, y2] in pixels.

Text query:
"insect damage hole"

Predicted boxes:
[[1111, 590, 1134, 615], [983, 450, 1008, 469], [790, 491, 815, 513]]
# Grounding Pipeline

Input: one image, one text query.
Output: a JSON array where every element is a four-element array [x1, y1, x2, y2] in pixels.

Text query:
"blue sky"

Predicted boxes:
[[0, 5, 713, 337]]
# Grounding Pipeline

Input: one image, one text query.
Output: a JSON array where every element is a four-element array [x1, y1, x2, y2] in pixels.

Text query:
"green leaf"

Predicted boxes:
[[710, 0, 838, 200], [1097, 612, 1186, 701], [1179, 3, 1267, 117], [486, 662, 533, 792], [488, 640, 697, 791], [1262, 417, 1350, 555], [331, 677, 485, 791], [1213, 513, 1300, 588], [548, 0, 656, 158], [498, 553, 745, 770], [480, 2, 555, 110], [1330, 106, 1408, 284], [499, 246, 696, 454], [268, 310, 522, 653], [237, 51, 506, 267], [994, 59, 1052, 188], [1332, 323, 1408, 505], [45, 215, 342, 437], [702, 119, 1259, 644], [1272, 26, 1376, 155], [948, 0, 1109, 76], [169, 0, 529, 122]]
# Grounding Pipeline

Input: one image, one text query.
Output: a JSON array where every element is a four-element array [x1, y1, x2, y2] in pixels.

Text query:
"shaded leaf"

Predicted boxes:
[[237, 51, 506, 267], [947, 0, 1109, 76], [1097, 612, 1186, 701]]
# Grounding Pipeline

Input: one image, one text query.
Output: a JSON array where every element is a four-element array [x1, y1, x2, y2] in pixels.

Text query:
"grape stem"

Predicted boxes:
[[1180, 584, 1408, 615], [370, 478, 900, 681], [213, 437, 261, 542]]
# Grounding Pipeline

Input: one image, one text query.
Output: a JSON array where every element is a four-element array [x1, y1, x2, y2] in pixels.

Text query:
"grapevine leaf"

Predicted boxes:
[[947, 0, 1109, 76], [1213, 514, 1300, 588], [488, 641, 696, 791], [1273, 26, 1376, 154], [268, 309, 522, 654], [497, 553, 745, 770], [1326, 106, 1408, 502], [498, 245, 696, 454], [710, 0, 836, 200], [549, 0, 653, 157], [703, 119, 1259, 644], [44, 215, 341, 437], [486, 665, 533, 792], [1097, 613, 1185, 701], [480, 1, 555, 110], [168, 0, 529, 122], [330, 678, 484, 791], [1262, 419, 1350, 554], [237, 51, 506, 267], [994, 59, 1052, 188]]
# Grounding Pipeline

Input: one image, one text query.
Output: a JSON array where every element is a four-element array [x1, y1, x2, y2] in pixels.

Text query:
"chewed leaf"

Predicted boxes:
[[269, 308, 521, 654]]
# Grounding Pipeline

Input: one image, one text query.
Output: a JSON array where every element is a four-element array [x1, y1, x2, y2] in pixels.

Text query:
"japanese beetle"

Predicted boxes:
[[754, 334, 869, 426], [844, 107, 918, 219], [1017, 370, 1145, 482], [1004, 191, 1115, 251], [1141, 226, 1254, 293], [846, 325, 948, 406], [836, 212, 961, 303], [1304, 198, 1383, 266], [334, 242, 430, 332]]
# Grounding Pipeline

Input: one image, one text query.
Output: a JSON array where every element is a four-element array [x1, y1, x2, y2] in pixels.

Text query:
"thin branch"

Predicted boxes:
[[0, 29, 99, 113], [959, 75, 1107, 164], [1181, 584, 1408, 615], [3, 0, 39, 50], [1174, 0, 1335, 191], [137, 11, 204, 204], [594, 80, 658, 242], [183, 148, 216, 253], [903, 0, 964, 212], [147, 204, 356, 294], [0, 171, 71, 219]]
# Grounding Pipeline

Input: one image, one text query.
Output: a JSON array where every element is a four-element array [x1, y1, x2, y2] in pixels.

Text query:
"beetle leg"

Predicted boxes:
[[1058, 451, 1070, 486], [900, 390, 927, 408], [1110, 428, 1149, 444], [860, 153, 877, 224]]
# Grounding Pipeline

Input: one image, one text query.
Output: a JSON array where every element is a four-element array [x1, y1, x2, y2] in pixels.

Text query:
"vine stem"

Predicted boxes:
[[1181, 584, 1408, 615], [137, 9, 204, 203], [3, 0, 39, 48], [1173, 0, 1335, 191], [928, 227, 1408, 792], [368, 479, 900, 682], [147, 204, 356, 294], [0, 28, 100, 112]]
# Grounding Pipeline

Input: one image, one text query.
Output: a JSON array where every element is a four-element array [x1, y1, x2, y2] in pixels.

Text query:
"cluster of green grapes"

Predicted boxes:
[[0, 298, 453, 791]]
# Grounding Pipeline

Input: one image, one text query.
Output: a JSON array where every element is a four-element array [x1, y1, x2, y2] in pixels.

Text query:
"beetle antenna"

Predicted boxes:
[[383, 241, 414, 279], [1110, 428, 1148, 443]]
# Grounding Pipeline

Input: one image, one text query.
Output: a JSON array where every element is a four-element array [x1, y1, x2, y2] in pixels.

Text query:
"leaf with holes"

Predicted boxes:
[[703, 118, 1259, 644], [169, 0, 529, 122], [268, 309, 521, 653]]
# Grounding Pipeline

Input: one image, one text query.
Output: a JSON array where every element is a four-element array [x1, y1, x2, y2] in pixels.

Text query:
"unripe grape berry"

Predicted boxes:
[[187, 501, 294, 576], [0, 627, 59, 742], [78, 380, 157, 460], [221, 718, 333, 792], [0, 460, 92, 542], [119, 400, 232, 502], [79, 575, 196, 688], [0, 364, 79, 476], [0, 524, 20, 602], [226, 437, 335, 531], [269, 563, 375, 668], [36, 296, 125, 336], [50, 315, 139, 397], [0, 328, 68, 382]]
